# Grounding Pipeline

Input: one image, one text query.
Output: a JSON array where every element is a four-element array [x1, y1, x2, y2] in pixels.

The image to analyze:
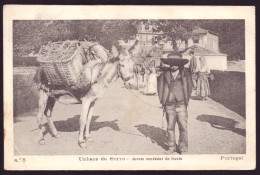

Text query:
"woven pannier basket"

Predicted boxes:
[[37, 40, 85, 86]]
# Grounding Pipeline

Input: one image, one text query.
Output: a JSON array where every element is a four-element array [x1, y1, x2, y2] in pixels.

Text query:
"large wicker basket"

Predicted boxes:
[[37, 40, 85, 86]]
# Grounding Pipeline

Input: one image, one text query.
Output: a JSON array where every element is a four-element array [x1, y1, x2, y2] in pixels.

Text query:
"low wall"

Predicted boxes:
[[14, 56, 39, 67], [13, 67, 39, 117], [209, 70, 245, 117], [205, 55, 227, 71]]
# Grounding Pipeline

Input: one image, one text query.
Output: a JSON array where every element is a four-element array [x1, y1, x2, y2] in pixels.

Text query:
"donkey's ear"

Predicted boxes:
[[111, 45, 119, 58], [128, 40, 140, 56]]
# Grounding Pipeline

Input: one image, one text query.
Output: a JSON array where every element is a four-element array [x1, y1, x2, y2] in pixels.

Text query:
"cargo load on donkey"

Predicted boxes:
[[37, 40, 85, 86], [36, 40, 111, 100]]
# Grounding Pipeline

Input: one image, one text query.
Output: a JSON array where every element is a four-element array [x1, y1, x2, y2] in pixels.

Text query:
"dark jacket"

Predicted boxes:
[[157, 67, 192, 107], [190, 56, 197, 72]]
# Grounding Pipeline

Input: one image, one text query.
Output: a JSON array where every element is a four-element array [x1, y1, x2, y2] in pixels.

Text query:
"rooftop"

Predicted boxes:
[[181, 45, 227, 56], [192, 27, 218, 36]]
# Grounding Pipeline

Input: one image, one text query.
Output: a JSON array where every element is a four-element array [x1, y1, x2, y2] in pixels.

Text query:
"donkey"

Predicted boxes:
[[34, 40, 140, 148]]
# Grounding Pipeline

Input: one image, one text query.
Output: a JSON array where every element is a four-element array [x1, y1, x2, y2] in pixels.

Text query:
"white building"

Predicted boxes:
[[182, 45, 227, 71], [120, 24, 227, 71], [119, 23, 163, 48], [164, 27, 227, 71]]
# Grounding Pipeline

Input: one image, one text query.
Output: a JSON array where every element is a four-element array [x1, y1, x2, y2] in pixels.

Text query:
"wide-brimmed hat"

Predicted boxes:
[[160, 53, 188, 67]]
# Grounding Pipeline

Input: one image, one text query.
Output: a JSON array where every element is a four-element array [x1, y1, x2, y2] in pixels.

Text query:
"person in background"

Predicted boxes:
[[196, 56, 211, 100], [140, 64, 146, 83], [146, 60, 157, 95], [134, 63, 144, 90], [189, 51, 198, 90]]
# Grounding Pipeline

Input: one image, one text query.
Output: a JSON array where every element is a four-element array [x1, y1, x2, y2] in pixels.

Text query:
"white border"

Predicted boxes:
[[4, 5, 256, 170]]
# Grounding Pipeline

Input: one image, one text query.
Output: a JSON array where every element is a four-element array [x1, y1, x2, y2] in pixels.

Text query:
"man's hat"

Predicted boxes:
[[160, 52, 188, 67]]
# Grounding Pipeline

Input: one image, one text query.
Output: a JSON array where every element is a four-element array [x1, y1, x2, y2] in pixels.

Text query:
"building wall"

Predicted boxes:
[[187, 38, 193, 48], [202, 34, 208, 48], [138, 33, 161, 46], [206, 33, 219, 52], [187, 34, 205, 48], [182, 54, 227, 71], [187, 33, 219, 53], [188, 34, 207, 48]]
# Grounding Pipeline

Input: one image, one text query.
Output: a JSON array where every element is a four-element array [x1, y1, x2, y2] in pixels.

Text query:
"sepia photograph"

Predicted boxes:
[[4, 5, 255, 170]]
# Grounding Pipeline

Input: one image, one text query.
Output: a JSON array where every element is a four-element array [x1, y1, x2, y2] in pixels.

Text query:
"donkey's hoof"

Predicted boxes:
[[78, 141, 87, 148], [38, 139, 45, 145], [53, 133, 62, 138], [86, 137, 94, 143]]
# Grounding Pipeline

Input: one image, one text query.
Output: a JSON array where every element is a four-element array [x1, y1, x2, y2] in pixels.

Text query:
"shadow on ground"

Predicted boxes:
[[14, 111, 38, 123], [197, 115, 245, 137], [190, 96, 203, 101], [14, 118, 25, 123], [42, 115, 120, 136], [135, 124, 168, 150]]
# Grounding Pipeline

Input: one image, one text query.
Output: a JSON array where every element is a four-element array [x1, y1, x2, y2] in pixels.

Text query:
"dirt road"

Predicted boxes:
[[14, 79, 246, 155]]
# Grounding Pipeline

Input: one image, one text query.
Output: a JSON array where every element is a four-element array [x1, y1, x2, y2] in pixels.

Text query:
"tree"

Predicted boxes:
[[13, 20, 139, 56], [150, 20, 194, 51], [192, 20, 245, 60], [13, 20, 74, 56], [14, 20, 244, 60]]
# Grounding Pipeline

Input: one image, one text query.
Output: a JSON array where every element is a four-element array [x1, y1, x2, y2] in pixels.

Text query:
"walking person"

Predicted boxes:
[[140, 64, 145, 83], [138, 64, 146, 90], [189, 51, 198, 90], [133, 63, 141, 90], [157, 53, 192, 155], [196, 56, 211, 100]]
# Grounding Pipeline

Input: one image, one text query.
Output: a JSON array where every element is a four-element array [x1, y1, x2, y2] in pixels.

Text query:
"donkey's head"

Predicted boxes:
[[111, 40, 140, 90]]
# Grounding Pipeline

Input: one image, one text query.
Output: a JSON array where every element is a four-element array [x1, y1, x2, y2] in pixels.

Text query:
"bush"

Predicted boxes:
[[13, 56, 40, 67], [13, 69, 39, 116]]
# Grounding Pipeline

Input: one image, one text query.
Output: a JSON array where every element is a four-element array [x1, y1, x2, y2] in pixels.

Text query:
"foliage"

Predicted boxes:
[[189, 20, 245, 60], [13, 20, 138, 56], [127, 43, 163, 68], [14, 20, 245, 60], [150, 20, 193, 51], [147, 20, 245, 60]]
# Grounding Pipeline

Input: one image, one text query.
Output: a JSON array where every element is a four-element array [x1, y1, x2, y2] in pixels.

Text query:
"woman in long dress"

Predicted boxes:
[[196, 56, 211, 100], [146, 60, 157, 95]]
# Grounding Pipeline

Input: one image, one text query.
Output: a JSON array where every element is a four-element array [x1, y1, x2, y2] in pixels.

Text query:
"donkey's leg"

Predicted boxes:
[[78, 97, 93, 148], [35, 89, 48, 145], [45, 97, 61, 138], [85, 102, 95, 143]]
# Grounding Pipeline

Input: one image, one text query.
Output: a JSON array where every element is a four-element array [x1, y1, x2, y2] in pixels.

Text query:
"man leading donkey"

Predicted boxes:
[[157, 52, 192, 155]]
